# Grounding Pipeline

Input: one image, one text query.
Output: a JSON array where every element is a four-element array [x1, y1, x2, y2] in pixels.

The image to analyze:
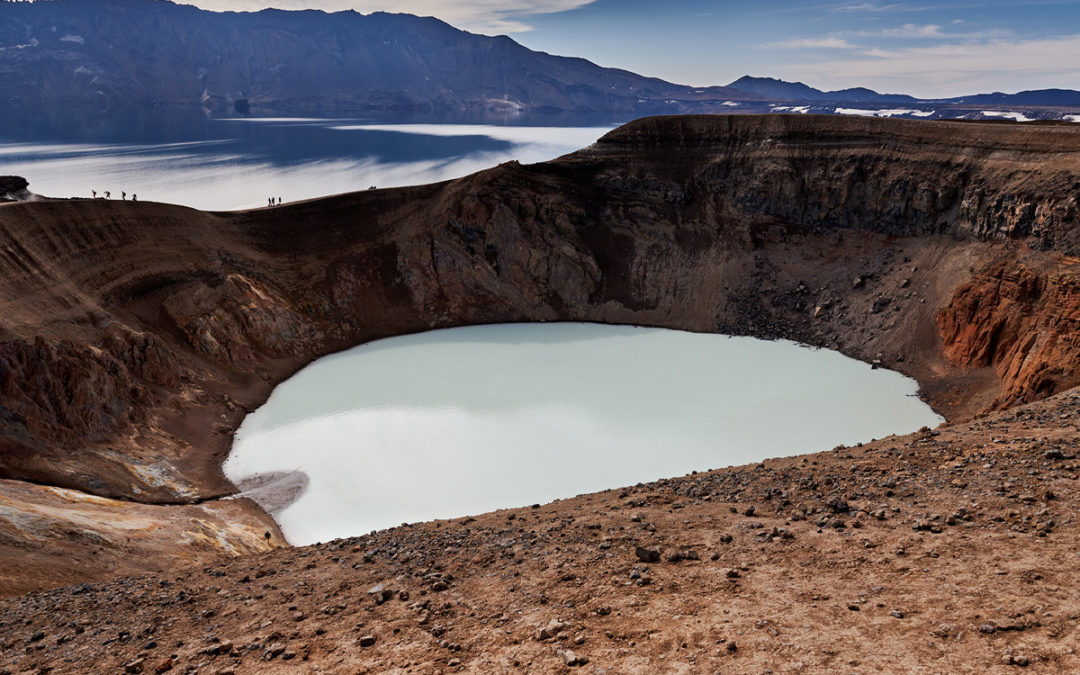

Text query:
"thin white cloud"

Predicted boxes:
[[765, 37, 857, 49], [182, 0, 597, 34], [784, 33, 1080, 98], [832, 2, 906, 13], [874, 23, 1012, 39], [881, 23, 943, 38]]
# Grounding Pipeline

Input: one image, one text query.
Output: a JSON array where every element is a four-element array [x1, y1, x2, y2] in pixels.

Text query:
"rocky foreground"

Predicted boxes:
[[2, 113, 1080, 671], [3, 389, 1079, 674]]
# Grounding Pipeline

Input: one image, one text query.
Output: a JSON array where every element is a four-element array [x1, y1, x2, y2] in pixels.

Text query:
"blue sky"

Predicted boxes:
[[188, 0, 1080, 97]]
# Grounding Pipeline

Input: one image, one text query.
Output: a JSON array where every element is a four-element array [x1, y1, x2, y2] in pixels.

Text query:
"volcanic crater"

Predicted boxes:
[[2, 114, 1080, 673]]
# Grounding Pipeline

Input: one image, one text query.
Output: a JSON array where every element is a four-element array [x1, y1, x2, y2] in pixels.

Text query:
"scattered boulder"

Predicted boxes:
[[635, 546, 660, 563], [537, 619, 568, 641], [561, 650, 588, 666], [368, 583, 394, 604], [0, 176, 29, 201]]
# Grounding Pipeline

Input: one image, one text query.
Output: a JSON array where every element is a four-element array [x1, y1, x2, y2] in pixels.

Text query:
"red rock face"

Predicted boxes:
[[938, 258, 1080, 408]]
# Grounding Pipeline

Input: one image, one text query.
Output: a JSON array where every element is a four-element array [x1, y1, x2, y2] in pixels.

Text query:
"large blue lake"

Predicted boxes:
[[0, 110, 618, 210]]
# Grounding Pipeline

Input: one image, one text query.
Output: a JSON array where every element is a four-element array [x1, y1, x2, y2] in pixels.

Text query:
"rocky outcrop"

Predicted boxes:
[[938, 259, 1080, 408], [586, 115, 1080, 254], [1, 114, 1080, 593], [0, 176, 30, 202]]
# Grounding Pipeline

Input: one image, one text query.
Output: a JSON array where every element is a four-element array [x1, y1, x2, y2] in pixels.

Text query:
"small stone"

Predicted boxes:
[[448, 658, 461, 667], [826, 496, 850, 513], [369, 583, 395, 604], [980, 624, 996, 634], [724, 568, 741, 579], [359, 635, 376, 647], [431, 581, 449, 592], [537, 618, 568, 641], [154, 658, 173, 674], [635, 546, 660, 563], [890, 610, 904, 619], [124, 658, 145, 674]]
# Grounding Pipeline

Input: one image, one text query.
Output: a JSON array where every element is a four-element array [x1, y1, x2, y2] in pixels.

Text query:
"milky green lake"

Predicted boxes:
[[225, 323, 942, 545]]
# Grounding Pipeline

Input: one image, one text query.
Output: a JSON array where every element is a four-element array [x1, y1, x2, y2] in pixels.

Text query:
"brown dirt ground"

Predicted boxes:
[[2, 387, 1078, 674]]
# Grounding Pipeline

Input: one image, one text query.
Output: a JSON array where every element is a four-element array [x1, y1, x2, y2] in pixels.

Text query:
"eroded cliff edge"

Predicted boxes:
[[1, 114, 1079, 594]]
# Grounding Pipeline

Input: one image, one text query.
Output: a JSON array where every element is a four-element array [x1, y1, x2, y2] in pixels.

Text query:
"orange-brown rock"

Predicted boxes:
[[938, 257, 1080, 408]]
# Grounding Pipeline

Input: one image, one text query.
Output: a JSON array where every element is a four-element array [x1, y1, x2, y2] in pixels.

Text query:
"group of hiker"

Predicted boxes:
[[268, 196, 283, 206], [91, 189, 136, 201]]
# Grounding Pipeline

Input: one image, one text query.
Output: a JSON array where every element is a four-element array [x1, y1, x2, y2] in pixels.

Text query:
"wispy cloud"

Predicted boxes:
[[875, 23, 1012, 39], [184, 0, 598, 34], [832, 2, 908, 13], [881, 23, 943, 37], [764, 37, 857, 49]]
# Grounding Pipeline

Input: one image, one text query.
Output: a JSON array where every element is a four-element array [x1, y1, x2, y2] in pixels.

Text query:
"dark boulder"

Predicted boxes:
[[0, 176, 28, 195]]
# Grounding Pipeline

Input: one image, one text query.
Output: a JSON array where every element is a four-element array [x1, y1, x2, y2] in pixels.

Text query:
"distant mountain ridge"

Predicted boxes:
[[0, 0, 748, 115], [727, 75, 1080, 108], [727, 76, 918, 104], [1, 0, 1079, 118]]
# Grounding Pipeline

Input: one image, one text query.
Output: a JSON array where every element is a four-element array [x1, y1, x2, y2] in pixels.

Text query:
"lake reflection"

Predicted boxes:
[[0, 111, 616, 210], [225, 323, 943, 545]]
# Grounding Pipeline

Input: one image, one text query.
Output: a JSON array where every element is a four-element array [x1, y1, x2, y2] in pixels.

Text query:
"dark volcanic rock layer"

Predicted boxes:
[[1, 114, 1080, 596]]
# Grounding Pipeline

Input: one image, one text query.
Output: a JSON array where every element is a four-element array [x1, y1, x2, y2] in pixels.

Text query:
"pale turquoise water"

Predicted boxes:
[[225, 323, 943, 544]]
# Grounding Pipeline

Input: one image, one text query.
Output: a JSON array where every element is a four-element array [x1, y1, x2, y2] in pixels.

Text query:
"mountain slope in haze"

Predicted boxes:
[[956, 88, 1080, 106], [2, 0, 1078, 119], [727, 75, 918, 104], [728, 75, 1080, 109], [0, 0, 748, 115]]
